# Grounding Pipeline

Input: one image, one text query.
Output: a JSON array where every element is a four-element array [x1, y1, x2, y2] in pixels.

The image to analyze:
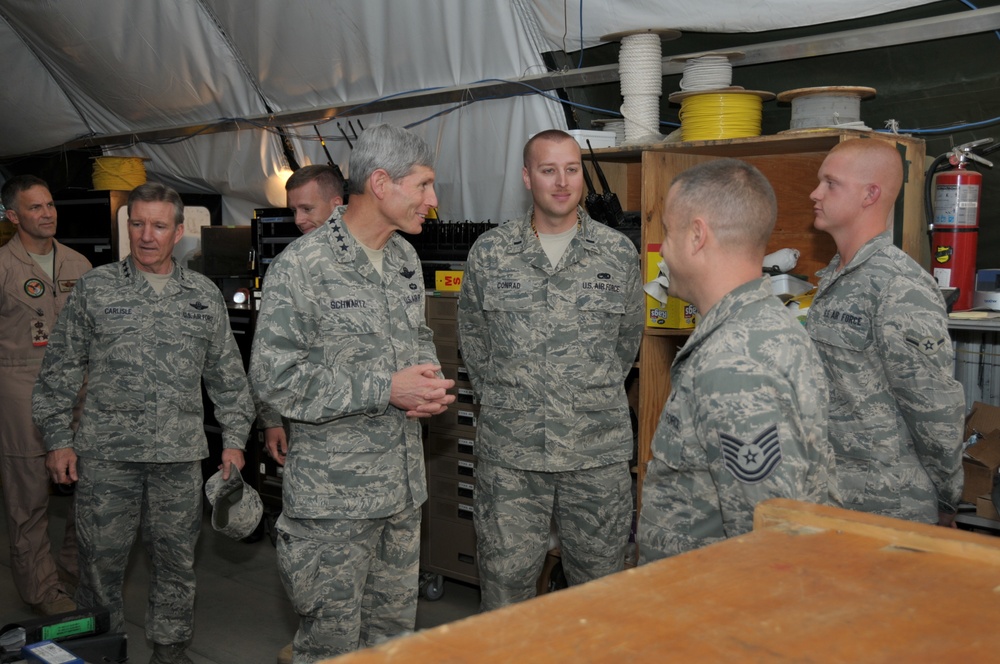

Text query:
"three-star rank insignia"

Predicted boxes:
[[906, 335, 947, 356], [721, 425, 783, 484]]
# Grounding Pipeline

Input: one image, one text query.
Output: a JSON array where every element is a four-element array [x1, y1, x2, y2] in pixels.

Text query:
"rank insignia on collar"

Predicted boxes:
[[400, 267, 415, 279], [906, 336, 947, 356], [190, 301, 209, 310], [720, 425, 783, 484]]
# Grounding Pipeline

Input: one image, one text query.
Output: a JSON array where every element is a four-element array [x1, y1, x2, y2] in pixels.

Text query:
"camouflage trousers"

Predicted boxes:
[[275, 503, 421, 664], [75, 457, 202, 643], [474, 461, 632, 611]]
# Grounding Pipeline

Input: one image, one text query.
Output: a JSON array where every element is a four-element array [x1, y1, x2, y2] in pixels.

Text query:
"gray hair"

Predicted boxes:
[[127, 182, 184, 226], [347, 124, 434, 196], [669, 158, 777, 251]]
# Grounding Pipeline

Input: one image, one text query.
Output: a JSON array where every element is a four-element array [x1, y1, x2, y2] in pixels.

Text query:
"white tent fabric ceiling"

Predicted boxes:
[[0, 0, 937, 224]]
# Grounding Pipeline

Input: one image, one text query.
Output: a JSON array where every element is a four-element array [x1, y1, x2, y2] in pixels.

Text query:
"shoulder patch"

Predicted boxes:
[[24, 278, 45, 297], [720, 425, 783, 484]]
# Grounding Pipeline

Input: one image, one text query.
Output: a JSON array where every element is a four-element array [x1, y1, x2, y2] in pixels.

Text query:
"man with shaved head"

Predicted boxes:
[[637, 158, 838, 563], [807, 139, 964, 526]]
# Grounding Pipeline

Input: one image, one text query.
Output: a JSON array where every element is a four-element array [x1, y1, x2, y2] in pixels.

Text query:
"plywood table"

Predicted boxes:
[[325, 499, 1000, 662]]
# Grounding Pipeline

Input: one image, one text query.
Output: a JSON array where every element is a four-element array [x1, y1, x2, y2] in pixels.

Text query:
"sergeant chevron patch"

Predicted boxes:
[[720, 425, 783, 484]]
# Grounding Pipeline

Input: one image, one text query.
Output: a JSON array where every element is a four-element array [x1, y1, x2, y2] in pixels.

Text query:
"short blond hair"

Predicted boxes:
[[828, 139, 904, 202]]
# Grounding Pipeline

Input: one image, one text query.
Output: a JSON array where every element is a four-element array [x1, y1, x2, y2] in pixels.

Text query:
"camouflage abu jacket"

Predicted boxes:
[[807, 231, 964, 522], [639, 278, 838, 561], [457, 207, 643, 472], [32, 256, 253, 461], [250, 209, 437, 519]]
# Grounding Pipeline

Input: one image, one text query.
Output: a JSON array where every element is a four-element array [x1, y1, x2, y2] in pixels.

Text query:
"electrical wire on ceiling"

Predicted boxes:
[[560, 0, 586, 69]]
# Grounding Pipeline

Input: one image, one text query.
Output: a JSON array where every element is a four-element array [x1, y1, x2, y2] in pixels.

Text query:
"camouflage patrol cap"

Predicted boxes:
[[204, 465, 263, 540]]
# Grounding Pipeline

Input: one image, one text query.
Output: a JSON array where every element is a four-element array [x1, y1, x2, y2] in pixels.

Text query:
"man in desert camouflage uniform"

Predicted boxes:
[[457, 129, 643, 610], [638, 159, 839, 563], [0, 175, 90, 616], [34, 182, 253, 664], [807, 139, 964, 525], [250, 124, 454, 663]]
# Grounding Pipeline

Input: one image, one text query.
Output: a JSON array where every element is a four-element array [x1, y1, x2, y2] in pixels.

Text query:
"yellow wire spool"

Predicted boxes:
[[672, 89, 774, 141], [92, 156, 148, 190]]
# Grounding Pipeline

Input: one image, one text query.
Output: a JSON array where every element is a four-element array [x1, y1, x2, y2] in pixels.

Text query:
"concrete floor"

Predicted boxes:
[[0, 493, 480, 663]]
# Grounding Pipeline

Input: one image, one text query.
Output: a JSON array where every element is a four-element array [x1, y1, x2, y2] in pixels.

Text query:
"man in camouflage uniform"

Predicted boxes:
[[807, 139, 964, 525], [33, 182, 253, 664], [0, 175, 90, 616], [457, 129, 643, 609], [258, 164, 348, 472], [638, 159, 839, 563], [260, 163, 347, 664], [250, 124, 454, 663]]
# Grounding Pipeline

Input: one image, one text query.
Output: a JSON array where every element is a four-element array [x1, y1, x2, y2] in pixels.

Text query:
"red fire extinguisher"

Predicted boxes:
[[931, 139, 993, 311]]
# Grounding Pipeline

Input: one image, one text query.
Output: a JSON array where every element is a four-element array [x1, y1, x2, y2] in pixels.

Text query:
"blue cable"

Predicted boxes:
[[956, 0, 1000, 39], [881, 115, 1000, 135]]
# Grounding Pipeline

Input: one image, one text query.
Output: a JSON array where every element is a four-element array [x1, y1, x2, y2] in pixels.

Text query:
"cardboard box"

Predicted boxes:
[[976, 495, 999, 521], [645, 245, 697, 329], [961, 402, 1000, 503]]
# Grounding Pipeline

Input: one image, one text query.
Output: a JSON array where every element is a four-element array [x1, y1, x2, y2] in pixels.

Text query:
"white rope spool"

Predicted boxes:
[[776, 86, 876, 132], [671, 51, 745, 91], [602, 28, 680, 145]]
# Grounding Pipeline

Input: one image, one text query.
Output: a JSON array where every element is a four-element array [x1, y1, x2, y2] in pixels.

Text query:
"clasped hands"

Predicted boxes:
[[390, 363, 456, 418]]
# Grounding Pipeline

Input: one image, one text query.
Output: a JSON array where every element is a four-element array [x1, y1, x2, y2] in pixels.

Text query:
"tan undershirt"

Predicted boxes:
[[537, 225, 577, 267], [27, 249, 54, 280], [139, 267, 174, 294]]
